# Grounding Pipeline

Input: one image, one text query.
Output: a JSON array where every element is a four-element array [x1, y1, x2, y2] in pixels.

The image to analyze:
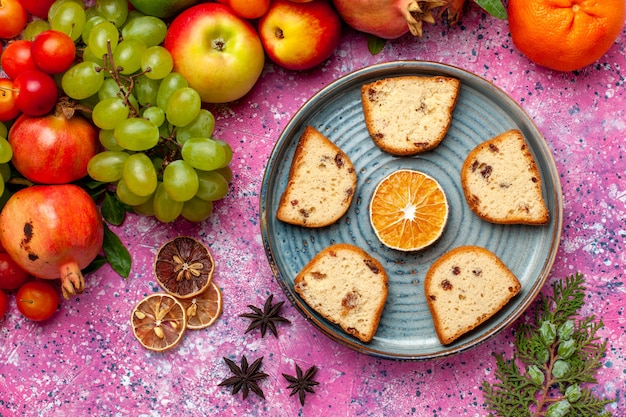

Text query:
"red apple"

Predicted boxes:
[[258, 0, 342, 71], [216, 0, 271, 19], [164, 3, 265, 103]]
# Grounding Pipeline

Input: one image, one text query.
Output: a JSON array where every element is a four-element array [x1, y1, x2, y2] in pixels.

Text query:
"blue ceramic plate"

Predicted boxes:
[[260, 61, 563, 360]]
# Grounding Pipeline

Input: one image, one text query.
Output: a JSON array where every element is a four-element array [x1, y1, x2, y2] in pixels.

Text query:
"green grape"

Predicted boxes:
[[153, 182, 183, 223], [82, 44, 105, 66], [98, 77, 122, 100], [0, 138, 11, 164], [123, 9, 146, 26], [214, 165, 233, 184], [214, 139, 233, 168], [95, 0, 128, 27], [0, 177, 4, 197], [24, 20, 51, 41], [48, 0, 84, 21], [0, 164, 11, 182], [181, 137, 226, 171], [50, 1, 86, 41], [162, 160, 199, 202], [0, 122, 7, 138], [82, 15, 107, 44], [116, 178, 152, 205], [99, 129, 123, 151], [134, 75, 161, 107], [175, 109, 215, 144], [151, 156, 164, 178], [156, 72, 188, 110], [142, 106, 165, 126], [87, 150, 129, 182], [0, 163, 11, 182], [132, 193, 155, 216], [62, 61, 105, 100], [181, 197, 213, 222], [84, 5, 100, 20], [195, 170, 229, 201], [92, 98, 130, 130], [141, 46, 174, 80], [123, 153, 158, 196], [166, 87, 201, 127], [113, 38, 147, 75], [121, 16, 167, 47], [89, 21, 119, 58], [114, 118, 159, 151], [159, 121, 174, 141]]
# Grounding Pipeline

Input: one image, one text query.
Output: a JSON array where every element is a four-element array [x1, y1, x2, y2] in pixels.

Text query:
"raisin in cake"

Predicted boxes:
[[461, 129, 549, 225], [276, 126, 357, 227], [361, 75, 460, 155], [424, 245, 521, 345], [294, 244, 389, 343]]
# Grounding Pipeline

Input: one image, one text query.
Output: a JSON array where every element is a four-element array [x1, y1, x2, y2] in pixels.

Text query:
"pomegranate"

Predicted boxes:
[[8, 106, 99, 184], [332, 0, 447, 39], [0, 184, 104, 299]]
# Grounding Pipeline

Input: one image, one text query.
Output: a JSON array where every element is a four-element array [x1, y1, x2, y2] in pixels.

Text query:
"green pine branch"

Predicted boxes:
[[483, 272, 616, 417]]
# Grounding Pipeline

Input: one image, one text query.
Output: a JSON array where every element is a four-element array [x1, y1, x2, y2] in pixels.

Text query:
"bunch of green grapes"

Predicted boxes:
[[39, 0, 233, 223], [0, 122, 12, 200]]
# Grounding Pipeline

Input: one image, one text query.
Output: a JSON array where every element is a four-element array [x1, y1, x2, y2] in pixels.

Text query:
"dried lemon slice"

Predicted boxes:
[[370, 169, 449, 251], [154, 236, 215, 299], [131, 293, 187, 352], [179, 281, 223, 330]]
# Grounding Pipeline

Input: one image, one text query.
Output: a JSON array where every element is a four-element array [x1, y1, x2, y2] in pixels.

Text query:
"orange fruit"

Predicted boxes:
[[508, 0, 625, 72], [154, 236, 215, 299], [131, 293, 187, 352], [369, 169, 448, 251], [179, 281, 223, 330]]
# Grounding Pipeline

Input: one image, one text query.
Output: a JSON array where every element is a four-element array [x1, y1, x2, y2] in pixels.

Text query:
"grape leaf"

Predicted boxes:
[[84, 255, 107, 274], [367, 35, 386, 55], [474, 0, 507, 19], [102, 223, 132, 279], [101, 191, 126, 226]]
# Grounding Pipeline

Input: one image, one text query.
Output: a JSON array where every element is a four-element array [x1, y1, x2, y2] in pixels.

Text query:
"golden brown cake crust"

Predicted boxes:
[[424, 245, 521, 345], [460, 129, 549, 225], [276, 126, 357, 228], [294, 243, 389, 342], [361, 75, 460, 156]]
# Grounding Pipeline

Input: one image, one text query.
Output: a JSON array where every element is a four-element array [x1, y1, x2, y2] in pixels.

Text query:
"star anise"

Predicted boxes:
[[218, 355, 268, 400], [282, 364, 320, 406], [240, 294, 290, 338]]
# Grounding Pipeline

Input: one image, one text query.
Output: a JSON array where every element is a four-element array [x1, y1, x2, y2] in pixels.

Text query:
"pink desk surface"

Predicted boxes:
[[1, 9, 625, 417]]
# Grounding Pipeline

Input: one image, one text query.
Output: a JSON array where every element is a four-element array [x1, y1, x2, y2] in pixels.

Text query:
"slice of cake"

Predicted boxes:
[[294, 244, 389, 343], [276, 126, 357, 228], [424, 245, 521, 345], [361, 75, 460, 155], [461, 129, 549, 224]]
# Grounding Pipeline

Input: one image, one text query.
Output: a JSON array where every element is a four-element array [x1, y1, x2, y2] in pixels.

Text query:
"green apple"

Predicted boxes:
[[128, 0, 201, 19], [163, 3, 265, 103]]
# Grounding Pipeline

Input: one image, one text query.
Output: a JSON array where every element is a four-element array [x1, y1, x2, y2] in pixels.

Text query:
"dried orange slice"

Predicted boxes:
[[131, 293, 187, 352], [370, 169, 448, 251], [154, 236, 215, 299], [179, 281, 223, 330]]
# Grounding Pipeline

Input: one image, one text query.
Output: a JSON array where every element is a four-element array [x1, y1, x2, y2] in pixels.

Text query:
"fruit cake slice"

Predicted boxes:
[[461, 129, 549, 225], [294, 243, 389, 343], [425, 245, 521, 345], [361, 75, 460, 155], [276, 126, 357, 227]]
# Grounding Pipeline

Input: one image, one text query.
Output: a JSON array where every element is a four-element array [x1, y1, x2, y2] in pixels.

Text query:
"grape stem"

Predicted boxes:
[[99, 39, 151, 118]]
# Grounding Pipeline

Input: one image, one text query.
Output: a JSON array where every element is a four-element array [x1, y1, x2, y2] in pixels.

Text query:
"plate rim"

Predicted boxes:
[[259, 60, 563, 360]]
